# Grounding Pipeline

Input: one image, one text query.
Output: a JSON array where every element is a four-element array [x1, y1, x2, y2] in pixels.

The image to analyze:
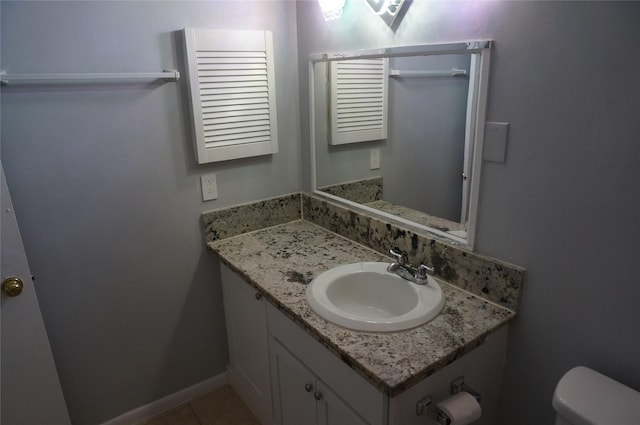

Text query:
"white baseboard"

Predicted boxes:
[[101, 372, 229, 425]]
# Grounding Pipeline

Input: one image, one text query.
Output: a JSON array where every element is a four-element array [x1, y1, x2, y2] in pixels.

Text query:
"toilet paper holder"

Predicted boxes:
[[450, 376, 481, 403], [415, 375, 482, 417], [415, 395, 432, 416], [436, 376, 482, 425]]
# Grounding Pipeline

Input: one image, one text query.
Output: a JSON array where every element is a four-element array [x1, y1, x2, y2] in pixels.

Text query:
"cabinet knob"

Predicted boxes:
[[255, 292, 262, 300], [314, 391, 323, 401], [304, 383, 313, 392]]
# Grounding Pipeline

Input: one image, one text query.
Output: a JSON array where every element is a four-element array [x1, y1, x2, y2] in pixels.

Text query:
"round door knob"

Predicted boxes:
[[304, 383, 313, 392], [314, 391, 323, 401], [2, 277, 24, 297]]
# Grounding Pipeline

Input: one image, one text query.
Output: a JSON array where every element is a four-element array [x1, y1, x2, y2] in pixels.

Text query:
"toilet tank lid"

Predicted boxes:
[[552, 366, 640, 425]]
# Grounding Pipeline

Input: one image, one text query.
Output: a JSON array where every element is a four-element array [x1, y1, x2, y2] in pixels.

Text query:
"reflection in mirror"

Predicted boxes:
[[310, 42, 491, 250], [363, 0, 412, 30]]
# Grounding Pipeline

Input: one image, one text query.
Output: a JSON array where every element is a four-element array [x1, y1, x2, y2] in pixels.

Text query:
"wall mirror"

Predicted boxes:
[[310, 41, 492, 250]]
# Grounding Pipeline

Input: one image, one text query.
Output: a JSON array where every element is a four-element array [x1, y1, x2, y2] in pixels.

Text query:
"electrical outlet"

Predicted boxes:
[[483, 122, 509, 163], [370, 149, 381, 170], [201, 174, 218, 201]]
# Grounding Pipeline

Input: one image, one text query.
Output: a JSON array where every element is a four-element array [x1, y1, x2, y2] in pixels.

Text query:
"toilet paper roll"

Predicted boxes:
[[436, 391, 482, 425]]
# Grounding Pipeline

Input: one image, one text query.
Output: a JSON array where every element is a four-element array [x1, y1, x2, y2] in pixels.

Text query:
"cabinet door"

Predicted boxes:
[[316, 380, 371, 425], [270, 338, 318, 425], [221, 265, 272, 424], [267, 303, 386, 425]]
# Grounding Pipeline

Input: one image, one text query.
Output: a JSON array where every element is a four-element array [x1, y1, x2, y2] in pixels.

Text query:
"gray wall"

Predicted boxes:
[[297, 1, 640, 424], [0, 1, 300, 424]]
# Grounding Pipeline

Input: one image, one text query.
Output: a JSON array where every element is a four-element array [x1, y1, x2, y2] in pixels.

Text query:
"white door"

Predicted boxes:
[[270, 338, 317, 425], [1, 164, 71, 425], [460, 54, 479, 225], [221, 265, 273, 425], [316, 380, 370, 425]]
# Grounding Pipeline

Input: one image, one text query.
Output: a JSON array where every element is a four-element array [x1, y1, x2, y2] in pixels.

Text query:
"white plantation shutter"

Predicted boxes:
[[183, 29, 278, 163], [329, 58, 388, 145]]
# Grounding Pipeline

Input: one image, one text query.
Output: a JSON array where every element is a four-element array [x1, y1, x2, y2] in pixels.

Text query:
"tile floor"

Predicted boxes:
[[137, 385, 261, 425]]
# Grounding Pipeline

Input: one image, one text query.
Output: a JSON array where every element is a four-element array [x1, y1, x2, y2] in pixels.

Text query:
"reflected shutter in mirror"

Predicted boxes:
[[329, 58, 388, 145]]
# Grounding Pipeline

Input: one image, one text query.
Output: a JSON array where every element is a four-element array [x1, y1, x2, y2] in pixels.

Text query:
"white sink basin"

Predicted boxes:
[[306, 262, 445, 332]]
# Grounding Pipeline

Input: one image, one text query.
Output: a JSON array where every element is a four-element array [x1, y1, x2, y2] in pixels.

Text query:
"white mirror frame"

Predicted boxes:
[[309, 41, 492, 251]]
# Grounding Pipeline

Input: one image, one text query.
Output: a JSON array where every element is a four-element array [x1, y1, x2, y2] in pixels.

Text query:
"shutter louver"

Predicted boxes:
[[183, 29, 278, 163], [330, 58, 388, 145], [197, 51, 271, 149]]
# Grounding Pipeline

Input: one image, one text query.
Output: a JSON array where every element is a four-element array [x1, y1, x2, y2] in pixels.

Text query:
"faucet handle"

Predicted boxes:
[[389, 248, 407, 265], [417, 264, 435, 278]]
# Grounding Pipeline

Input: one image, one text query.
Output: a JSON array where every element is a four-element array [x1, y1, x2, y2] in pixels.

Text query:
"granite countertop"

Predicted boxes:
[[365, 200, 465, 233], [207, 220, 515, 397]]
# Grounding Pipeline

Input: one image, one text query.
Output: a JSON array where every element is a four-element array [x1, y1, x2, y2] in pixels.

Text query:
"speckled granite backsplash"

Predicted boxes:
[[319, 177, 383, 204], [202, 192, 524, 311], [302, 194, 524, 311], [202, 193, 300, 242]]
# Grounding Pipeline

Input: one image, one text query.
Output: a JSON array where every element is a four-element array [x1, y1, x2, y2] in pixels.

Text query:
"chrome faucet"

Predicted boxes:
[[387, 248, 435, 285]]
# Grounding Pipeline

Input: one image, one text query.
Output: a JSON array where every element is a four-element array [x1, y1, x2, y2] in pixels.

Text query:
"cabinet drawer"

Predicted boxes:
[[267, 303, 387, 425]]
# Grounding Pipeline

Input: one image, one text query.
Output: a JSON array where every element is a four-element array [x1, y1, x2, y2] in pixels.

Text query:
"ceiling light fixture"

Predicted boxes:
[[318, 0, 347, 21]]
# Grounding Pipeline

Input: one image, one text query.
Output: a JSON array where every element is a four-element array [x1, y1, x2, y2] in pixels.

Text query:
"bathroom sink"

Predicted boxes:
[[306, 262, 444, 332]]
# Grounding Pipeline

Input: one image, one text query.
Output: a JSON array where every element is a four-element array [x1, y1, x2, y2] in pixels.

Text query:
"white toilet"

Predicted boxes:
[[552, 366, 640, 425]]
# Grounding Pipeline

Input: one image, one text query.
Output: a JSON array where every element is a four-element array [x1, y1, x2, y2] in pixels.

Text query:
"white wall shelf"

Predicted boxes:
[[389, 68, 467, 78], [0, 70, 180, 85]]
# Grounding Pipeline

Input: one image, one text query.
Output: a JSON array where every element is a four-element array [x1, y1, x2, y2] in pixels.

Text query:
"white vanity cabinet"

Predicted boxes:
[[220, 265, 273, 425], [270, 338, 370, 425], [269, 338, 317, 425], [266, 302, 387, 425], [221, 263, 383, 425], [220, 264, 509, 425]]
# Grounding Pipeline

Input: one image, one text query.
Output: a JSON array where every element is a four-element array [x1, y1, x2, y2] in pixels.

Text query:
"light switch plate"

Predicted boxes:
[[201, 174, 218, 201], [370, 149, 381, 170], [483, 122, 509, 163]]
